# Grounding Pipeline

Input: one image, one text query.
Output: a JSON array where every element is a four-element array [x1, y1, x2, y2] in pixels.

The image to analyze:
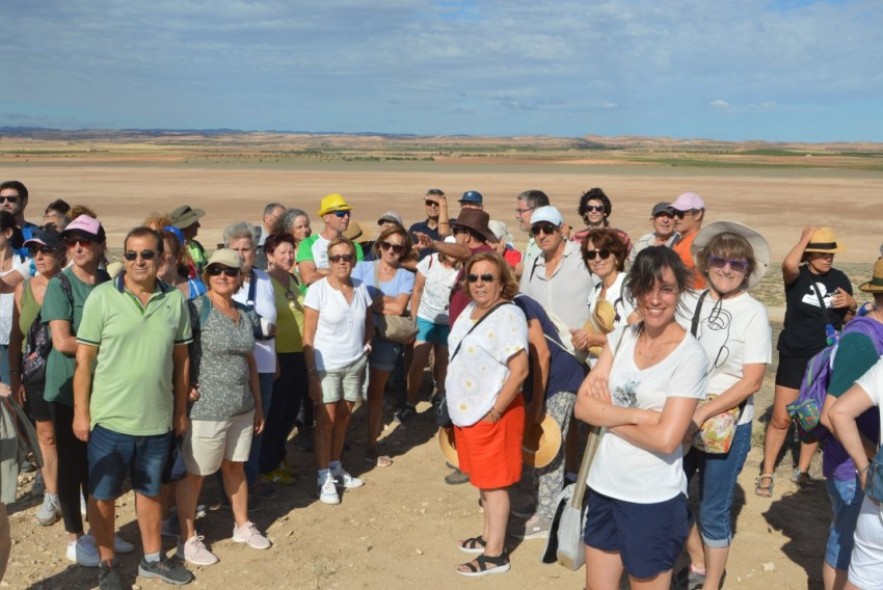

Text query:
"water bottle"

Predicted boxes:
[[825, 324, 837, 347]]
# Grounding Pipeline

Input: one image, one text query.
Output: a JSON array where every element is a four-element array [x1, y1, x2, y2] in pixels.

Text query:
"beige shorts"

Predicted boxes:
[[318, 354, 368, 404], [182, 411, 255, 476]]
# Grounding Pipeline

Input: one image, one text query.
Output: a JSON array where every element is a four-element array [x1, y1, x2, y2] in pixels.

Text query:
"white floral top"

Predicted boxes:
[[445, 302, 528, 427]]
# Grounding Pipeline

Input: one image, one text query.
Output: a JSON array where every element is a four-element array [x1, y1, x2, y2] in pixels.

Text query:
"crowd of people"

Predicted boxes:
[[0, 178, 881, 590]]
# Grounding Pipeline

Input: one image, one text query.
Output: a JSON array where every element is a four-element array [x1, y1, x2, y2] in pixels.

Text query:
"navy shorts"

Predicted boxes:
[[88, 425, 172, 500], [584, 488, 690, 579]]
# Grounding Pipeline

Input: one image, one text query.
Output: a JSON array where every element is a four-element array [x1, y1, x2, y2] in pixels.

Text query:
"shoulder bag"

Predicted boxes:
[[372, 262, 418, 344]]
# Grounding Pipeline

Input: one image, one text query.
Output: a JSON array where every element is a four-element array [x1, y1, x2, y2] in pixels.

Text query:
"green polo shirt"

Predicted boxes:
[[77, 275, 192, 436]]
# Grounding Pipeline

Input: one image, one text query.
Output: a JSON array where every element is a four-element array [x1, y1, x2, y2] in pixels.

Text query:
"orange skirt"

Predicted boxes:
[[455, 396, 525, 489]]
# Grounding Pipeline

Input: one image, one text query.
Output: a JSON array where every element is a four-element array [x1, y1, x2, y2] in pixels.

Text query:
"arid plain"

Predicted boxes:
[[2, 133, 882, 589]]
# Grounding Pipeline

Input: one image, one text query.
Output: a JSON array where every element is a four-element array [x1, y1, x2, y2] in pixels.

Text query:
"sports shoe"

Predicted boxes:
[[138, 555, 194, 585], [178, 535, 219, 566], [36, 492, 61, 526], [513, 514, 551, 540], [98, 560, 124, 590], [394, 404, 417, 424], [232, 521, 271, 550], [444, 468, 470, 485], [66, 534, 100, 567], [318, 476, 341, 505], [260, 467, 296, 486], [332, 469, 364, 489]]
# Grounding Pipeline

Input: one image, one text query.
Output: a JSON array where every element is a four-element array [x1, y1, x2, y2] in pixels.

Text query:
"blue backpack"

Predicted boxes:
[[787, 317, 883, 442]]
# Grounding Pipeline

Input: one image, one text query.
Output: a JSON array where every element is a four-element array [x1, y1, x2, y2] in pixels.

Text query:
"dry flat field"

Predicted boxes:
[[2, 133, 883, 590]]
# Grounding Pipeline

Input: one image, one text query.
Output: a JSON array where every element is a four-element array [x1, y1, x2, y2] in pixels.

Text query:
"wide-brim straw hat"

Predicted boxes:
[[522, 414, 562, 469], [804, 226, 845, 254], [438, 427, 459, 469], [583, 299, 617, 357], [860, 258, 883, 293], [691, 220, 771, 289]]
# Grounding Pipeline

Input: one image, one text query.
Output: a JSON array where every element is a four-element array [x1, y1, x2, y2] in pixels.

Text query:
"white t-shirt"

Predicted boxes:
[[0, 257, 32, 346], [855, 359, 883, 446], [304, 277, 372, 371], [445, 302, 528, 427], [587, 325, 707, 503], [415, 253, 459, 325], [232, 268, 278, 373], [678, 290, 772, 425]]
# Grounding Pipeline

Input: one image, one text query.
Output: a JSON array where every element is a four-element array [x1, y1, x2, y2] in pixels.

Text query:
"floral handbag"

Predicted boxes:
[[692, 395, 744, 454]]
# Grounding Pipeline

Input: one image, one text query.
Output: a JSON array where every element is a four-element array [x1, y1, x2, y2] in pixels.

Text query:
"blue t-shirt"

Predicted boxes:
[[351, 261, 415, 323], [512, 294, 587, 404]]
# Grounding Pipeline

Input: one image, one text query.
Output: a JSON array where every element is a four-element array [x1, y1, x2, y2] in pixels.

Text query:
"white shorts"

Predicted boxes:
[[848, 495, 883, 590], [183, 411, 255, 476]]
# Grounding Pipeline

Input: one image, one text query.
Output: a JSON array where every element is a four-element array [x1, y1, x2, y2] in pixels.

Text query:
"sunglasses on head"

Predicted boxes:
[[466, 273, 497, 283], [332, 210, 351, 218], [329, 254, 355, 263], [123, 249, 158, 261], [65, 237, 94, 248], [583, 205, 604, 213], [378, 241, 405, 255], [0, 196, 18, 204], [207, 265, 240, 277], [584, 249, 612, 261], [708, 255, 748, 273], [530, 223, 558, 236]]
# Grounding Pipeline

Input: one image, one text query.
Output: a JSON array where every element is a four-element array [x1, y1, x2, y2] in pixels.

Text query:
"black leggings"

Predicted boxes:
[[259, 352, 307, 473], [49, 402, 88, 535]]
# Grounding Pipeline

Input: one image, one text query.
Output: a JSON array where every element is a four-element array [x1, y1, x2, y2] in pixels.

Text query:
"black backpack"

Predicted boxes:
[[22, 274, 73, 386]]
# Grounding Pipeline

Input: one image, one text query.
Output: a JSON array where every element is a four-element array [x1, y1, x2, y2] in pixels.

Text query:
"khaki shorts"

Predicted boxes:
[[318, 354, 368, 404], [183, 411, 255, 476]]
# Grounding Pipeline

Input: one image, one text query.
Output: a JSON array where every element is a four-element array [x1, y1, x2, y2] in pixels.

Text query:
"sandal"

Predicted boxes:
[[457, 535, 487, 554], [457, 550, 510, 577], [755, 474, 775, 497], [365, 447, 393, 468]]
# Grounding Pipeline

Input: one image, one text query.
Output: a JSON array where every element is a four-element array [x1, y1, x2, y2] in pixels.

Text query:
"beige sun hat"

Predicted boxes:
[[859, 258, 883, 293], [691, 220, 771, 289], [522, 414, 563, 469], [438, 427, 459, 469], [803, 226, 845, 254], [583, 299, 617, 357]]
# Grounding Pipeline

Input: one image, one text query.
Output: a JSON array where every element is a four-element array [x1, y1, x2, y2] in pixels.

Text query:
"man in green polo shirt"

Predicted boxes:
[[73, 227, 193, 589]]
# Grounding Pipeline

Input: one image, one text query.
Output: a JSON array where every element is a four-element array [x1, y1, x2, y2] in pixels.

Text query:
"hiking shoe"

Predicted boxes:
[[513, 514, 551, 540], [332, 469, 364, 489], [67, 534, 100, 567], [179, 535, 219, 566], [445, 468, 470, 485], [318, 476, 341, 505], [394, 404, 417, 424], [98, 560, 125, 590], [138, 555, 194, 585], [232, 521, 271, 550], [36, 492, 61, 526]]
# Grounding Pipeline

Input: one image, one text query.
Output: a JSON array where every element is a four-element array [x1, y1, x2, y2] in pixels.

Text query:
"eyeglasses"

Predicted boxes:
[[583, 249, 612, 261], [332, 210, 351, 218], [0, 196, 18, 204], [708, 255, 748, 273], [515, 206, 535, 215], [329, 254, 355, 264], [583, 205, 604, 213], [673, 209, 697, 219], [530, 223, 558, 236], [378, 241, 405, 255], [425, 200, 439, 207], [28, 246, 57, 256], [65, 238, 93, 248], [207, 265, 240, 277], [123, 250, 158, 261], [466, 273, 497, 283]]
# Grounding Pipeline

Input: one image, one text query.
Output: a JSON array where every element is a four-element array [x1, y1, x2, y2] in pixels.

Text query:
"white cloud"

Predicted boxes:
[[710, 100, 733, 111]]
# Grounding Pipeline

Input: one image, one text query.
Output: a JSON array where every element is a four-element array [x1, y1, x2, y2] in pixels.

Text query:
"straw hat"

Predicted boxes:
[[860, 258, 883, 293], [691, 220, 771, 289], [438, 427, 460, 469], [803, 227, 844, 254], [522, 414, 562, 468], [583, 299, 617, 357]]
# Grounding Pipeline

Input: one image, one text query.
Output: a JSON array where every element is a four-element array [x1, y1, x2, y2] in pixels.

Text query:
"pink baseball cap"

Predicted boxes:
[[670, 192, 705, 211], [60, 215, 106, 241]]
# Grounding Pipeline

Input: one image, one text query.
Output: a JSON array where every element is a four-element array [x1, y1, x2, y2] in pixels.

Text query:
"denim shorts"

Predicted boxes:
[[318, 354, 368, 404], [825, 475, 863, 570], [584, 489, 690, 578], [87, 424, 172, 500], [415, 317, 450, 345], [683, 422, 752, 547], [369, 335, 402, 372]]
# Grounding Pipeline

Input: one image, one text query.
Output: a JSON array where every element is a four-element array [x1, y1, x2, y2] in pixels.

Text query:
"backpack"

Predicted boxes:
[[22, 273, 73, 386], [787, 316, 883, 442]]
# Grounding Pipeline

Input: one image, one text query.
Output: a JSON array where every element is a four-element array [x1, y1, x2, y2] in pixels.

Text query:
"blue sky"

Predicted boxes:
[[0, 0, 878, 141]]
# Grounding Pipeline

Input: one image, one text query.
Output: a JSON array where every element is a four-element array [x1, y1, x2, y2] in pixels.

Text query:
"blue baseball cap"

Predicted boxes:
[[458, 190, 483, 205]]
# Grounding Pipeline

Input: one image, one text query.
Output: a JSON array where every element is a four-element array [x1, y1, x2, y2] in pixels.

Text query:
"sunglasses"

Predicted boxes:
[[28, 246, 57, 256], [425, 200, 439, 207], [123, 249, 158, 261], [466, 273, 497, 283], [583, 205, 604, 213], [65, 238, 94, 248], [207, 265, 240, 277], [583, 249, 612, 261], [329, 254, 355, 264], [673, 209, 697, 219], [530, 223, 558, 236], [332, 210, 351, 218], [708, 255, 748, 273], [378, 241, 405, 255], [0, 196, 19, 204]]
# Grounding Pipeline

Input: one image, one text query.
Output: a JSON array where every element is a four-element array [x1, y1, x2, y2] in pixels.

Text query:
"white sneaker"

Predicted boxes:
[[66, 534, 100, 567], [231, 521, 271, 550], [318, 476, 340, 505], [333, 469, 364, 489], [178, 535, 219, 566]]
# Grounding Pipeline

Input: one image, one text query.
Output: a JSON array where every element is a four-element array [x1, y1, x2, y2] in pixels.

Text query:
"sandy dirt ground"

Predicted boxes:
[[2, 159, 882, 589]]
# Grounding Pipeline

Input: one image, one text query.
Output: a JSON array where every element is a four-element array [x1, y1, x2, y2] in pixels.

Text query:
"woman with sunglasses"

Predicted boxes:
[[351, 225, 415, 468], [304, 238, 373, 505], [41, 215, 131, 565], [575, 246, 707, 590], [758, 227, 855, 496], [677, 222, 771, 590], [447, 252, 528, 576], [176, 249, 269, 565], [157, 228, 207, 300], [9, 228, 64, 527], [571, 187, 632, 255]]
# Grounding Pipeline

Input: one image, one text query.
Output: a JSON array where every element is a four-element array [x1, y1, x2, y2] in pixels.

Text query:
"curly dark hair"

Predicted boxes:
[[577, 187, 612, 221], [581, 228, 628, 272]]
